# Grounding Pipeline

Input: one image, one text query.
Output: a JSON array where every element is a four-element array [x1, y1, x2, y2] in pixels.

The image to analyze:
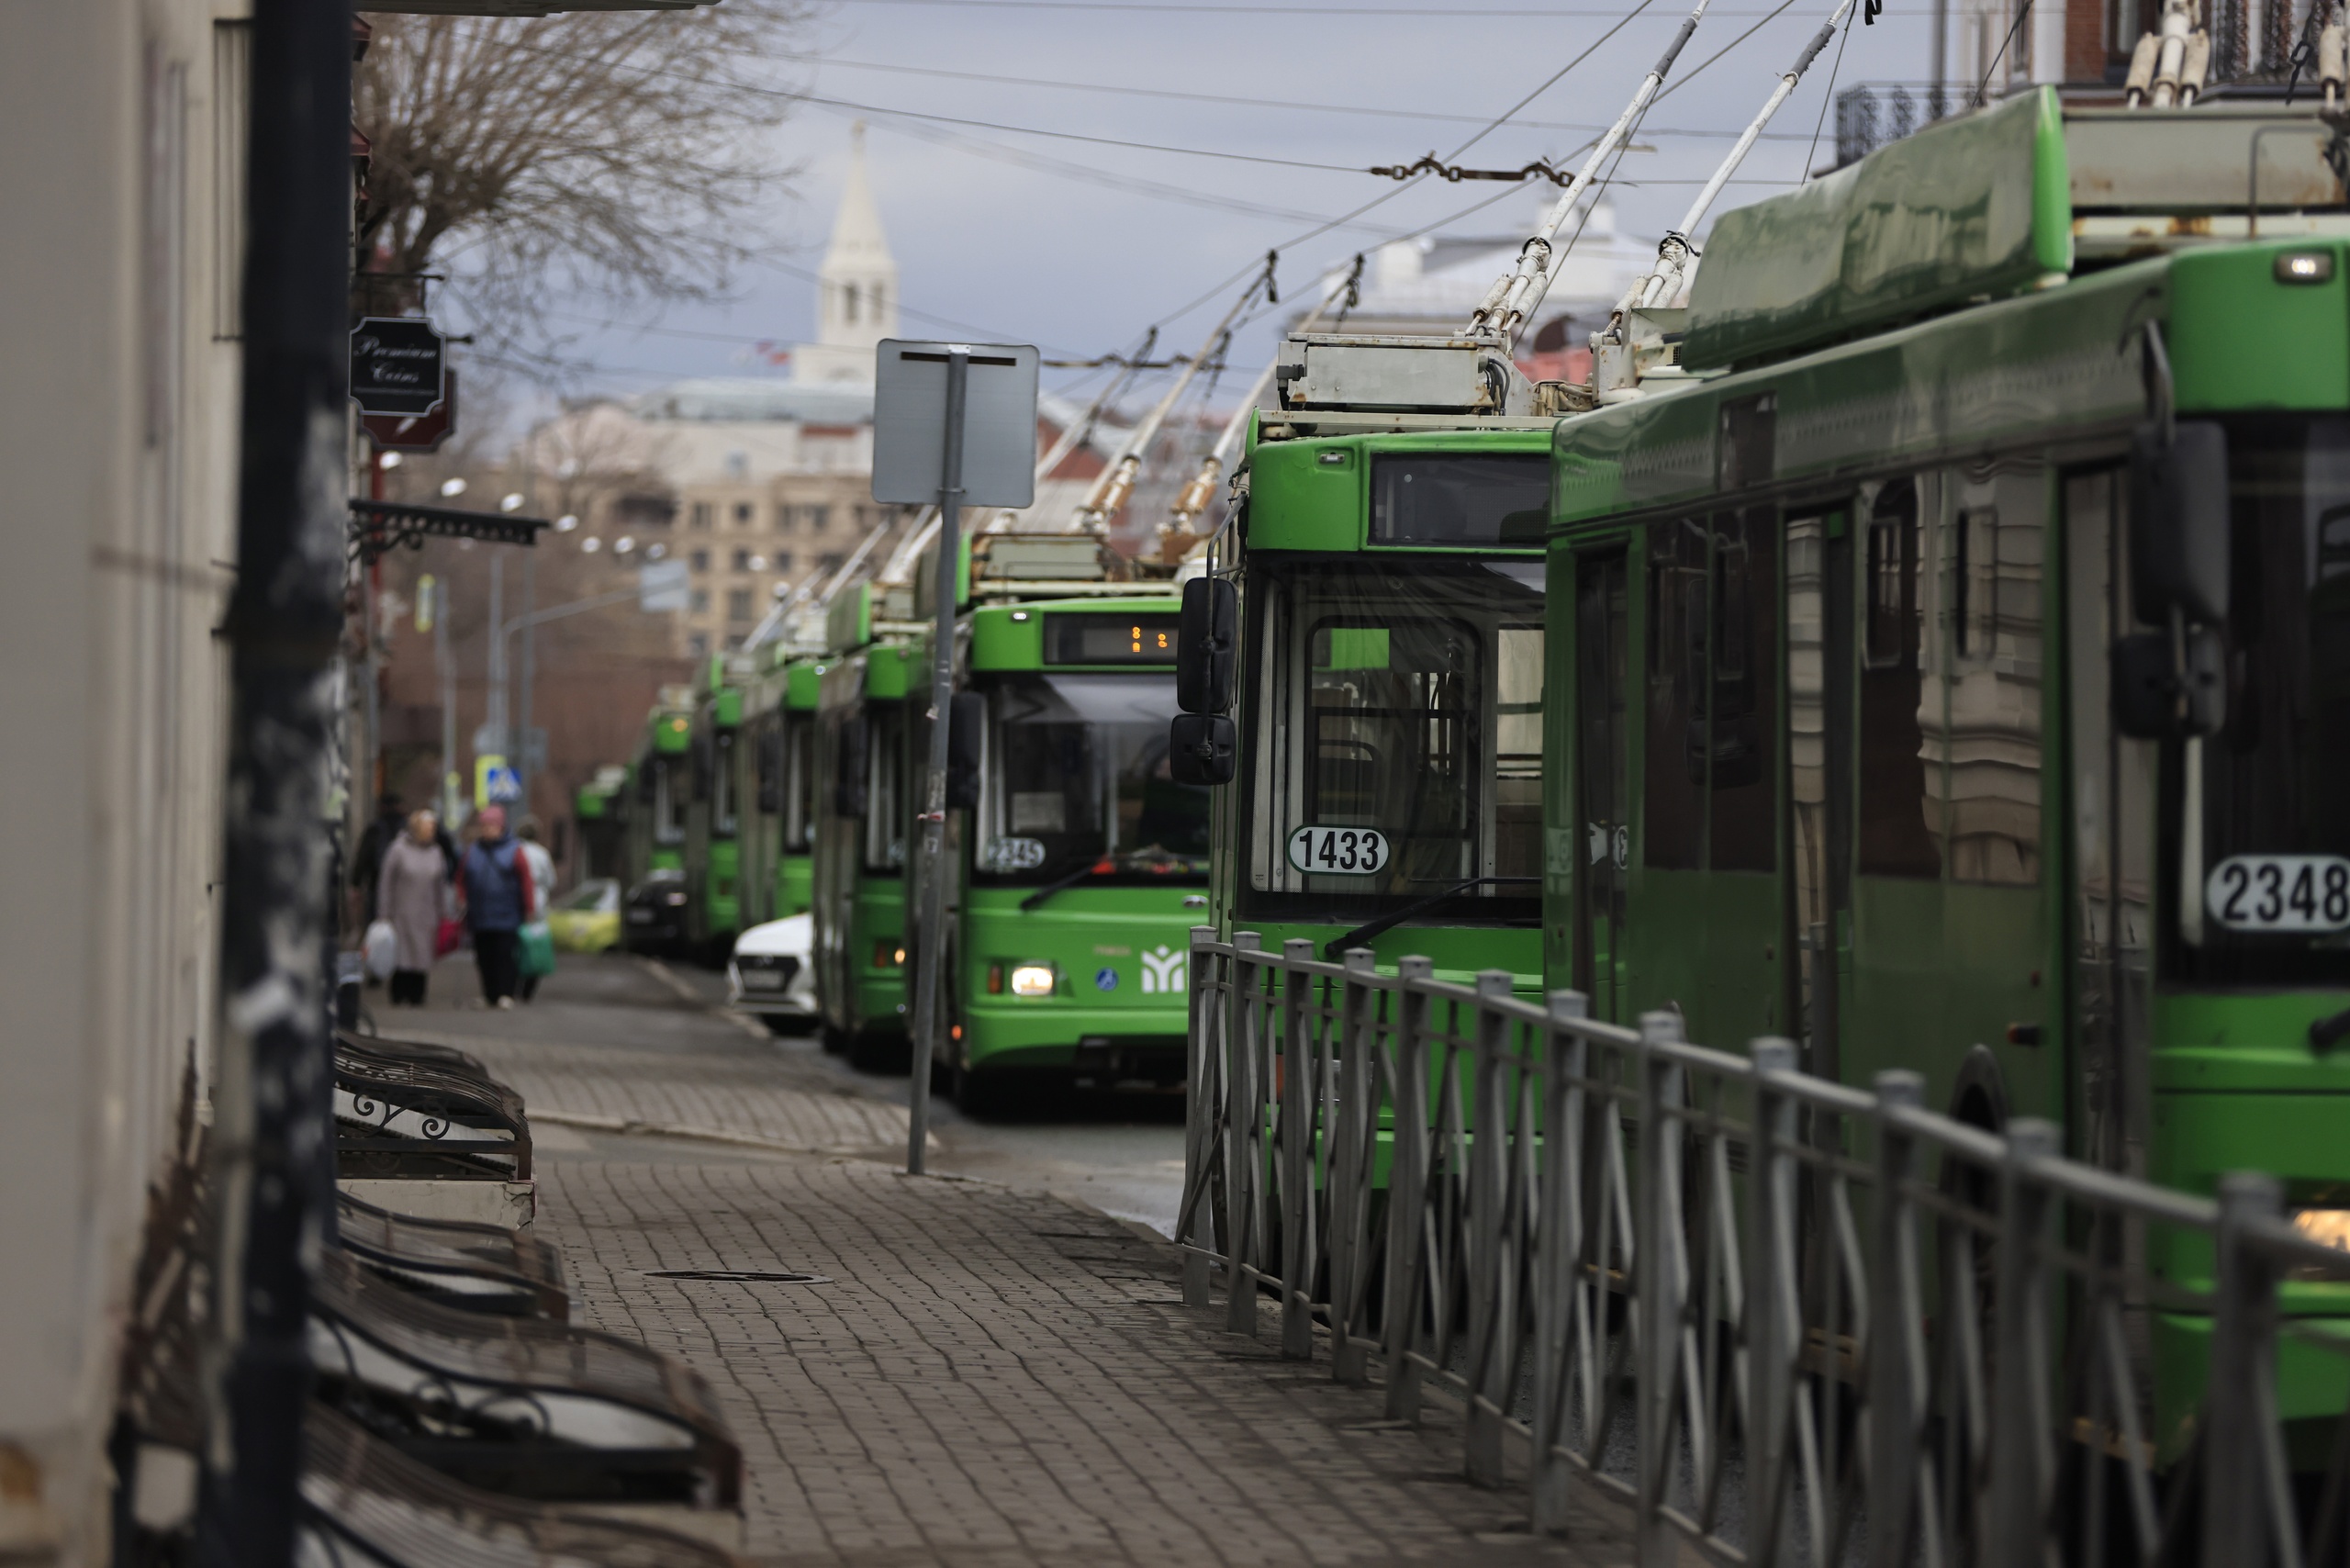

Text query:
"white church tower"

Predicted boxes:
[[793, 123, 900, 385]]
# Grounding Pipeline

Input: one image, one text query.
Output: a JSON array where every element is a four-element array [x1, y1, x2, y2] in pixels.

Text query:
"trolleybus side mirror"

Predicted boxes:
[[2128, 419, 2231, 629], [946, 691, 985, 812], [2117, 419, 2232, 739], [1177, 577, 1237, 715], [1168, 713, 1237, 787], [834, 715, 868, 817]]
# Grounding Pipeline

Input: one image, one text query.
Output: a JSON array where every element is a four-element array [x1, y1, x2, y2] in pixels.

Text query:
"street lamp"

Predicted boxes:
[[440, 476, 467, 498]]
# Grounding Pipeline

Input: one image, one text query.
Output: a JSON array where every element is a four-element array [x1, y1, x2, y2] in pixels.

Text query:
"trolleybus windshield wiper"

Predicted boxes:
[[1016, 850, 1195, 913], [1321, 876, 1539, 961]]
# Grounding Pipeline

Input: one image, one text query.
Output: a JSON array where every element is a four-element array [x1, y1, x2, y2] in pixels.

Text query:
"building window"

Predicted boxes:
[[733, 501, 753, 525], [688, 632, 710, 658], [725, 450, 748, 480], [844, 282, 860, 323], [807, 504, 830, 533], [727, 588, 754, 622], [689, 549, 711, 573], [774, 551, 793, 573], [689, 588, 711, 614], [689, 501, 712, 530], [775, 502, 793, 531], [818, 553, 845, 573], [871, 283, 885, 321], [732, 547, 752, 571]]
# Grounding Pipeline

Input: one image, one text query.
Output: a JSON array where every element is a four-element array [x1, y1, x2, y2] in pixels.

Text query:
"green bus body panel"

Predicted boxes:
[[1245, 429, 1552, 554], [1682, 88, 2069, 373], [774, 854, 812, 921], [1557, 254, 2158, 525], [649, 848, 682, 873], [851, 877, 906, 1032], [705, 838, 740, 934], [652, 713, 690, 753], [1233, 918, 1542, 995], [866, 644, 915, 700], [957, 886, 1198, 1070], [712, 688, 742, 726], [2168, 241, 2350, 410], [785, 660, 822, 709]]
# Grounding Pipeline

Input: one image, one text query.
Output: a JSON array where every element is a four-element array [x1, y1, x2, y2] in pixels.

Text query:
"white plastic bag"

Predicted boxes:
[[363, 918, 397, 980]]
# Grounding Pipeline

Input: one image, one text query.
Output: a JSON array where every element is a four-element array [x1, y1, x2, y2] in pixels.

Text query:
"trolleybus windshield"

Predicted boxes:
[[971, 673, 1208, 887], [712, 731, 738, 836], [2177, 413, 2350, 984], [1241, 555, 1542, 922], [783, 711, 814, 854], [864, 704, 907, 873]]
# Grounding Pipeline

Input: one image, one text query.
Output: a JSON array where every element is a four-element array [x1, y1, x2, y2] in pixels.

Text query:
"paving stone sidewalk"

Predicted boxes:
[[394, 956, 1633, 1565]]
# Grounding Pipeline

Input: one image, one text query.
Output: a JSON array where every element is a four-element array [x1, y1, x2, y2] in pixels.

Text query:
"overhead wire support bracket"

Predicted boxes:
[[346, 498, 547, 566], [1370, 153, 1577, 185]]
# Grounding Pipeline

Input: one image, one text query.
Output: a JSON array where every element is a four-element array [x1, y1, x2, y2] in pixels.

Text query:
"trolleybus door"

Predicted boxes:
[[1785, 510, 1853, 1083], [1573, 550, 1629, 1020]]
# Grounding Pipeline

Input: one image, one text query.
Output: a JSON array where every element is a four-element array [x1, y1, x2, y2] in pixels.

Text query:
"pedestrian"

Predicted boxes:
[[457, 803, 536, 1008], [349, 790, 407, 934], [377, 809, 449, 1006], [515, 815, 558, 1002]]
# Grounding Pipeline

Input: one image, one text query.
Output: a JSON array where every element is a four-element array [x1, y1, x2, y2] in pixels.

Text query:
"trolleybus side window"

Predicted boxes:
[[783, 711, 814, 852], [713, 731, 737, 836], [1859, 479, 1943, 878], [1645, 507, 1777, 871], [653, 756, 684, 846], [863, 704, 905, 872], [1936, 465, 2043, 887], [1496, 624, 1545, 881], [1368, 453, 1549, 547]]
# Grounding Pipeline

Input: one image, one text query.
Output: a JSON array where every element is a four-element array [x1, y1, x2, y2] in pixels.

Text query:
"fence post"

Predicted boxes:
[[1382, 956, 1435, 1422], [1635, 1010, 1687, 1568], [1742, 1038, 1800, 1568], [1985, 1118, 2060, 1563], [1464, 969, 1516, 1488], [1279, 937, 1319, 1361], [2204, 1171, 2284, 1568], [1863, 1070, 1926, 1568], [1328, 947, 1377, 1385], [1530, 991, 1589, 1533], [1181, 925, 1219, 1308], [1225, 932, 1264, 1337]]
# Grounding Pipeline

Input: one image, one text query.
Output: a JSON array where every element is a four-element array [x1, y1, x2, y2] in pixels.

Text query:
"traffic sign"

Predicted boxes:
[[350, 316, 448, 417], [476, 756, 521, 807], [639, 558, 690, 613], [870, 341, 1039, 509]]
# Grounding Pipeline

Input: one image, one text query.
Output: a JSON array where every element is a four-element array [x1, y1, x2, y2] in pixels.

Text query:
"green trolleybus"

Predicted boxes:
[[622, 689, 694, 888], [912, 533, 1203, 1102], [1188, 408, 1551, 990], [811, 584, 920, 1061], [739, 648, 822, 925], [681, 656, 745, 962], [1540, 89, 2350, 1444]]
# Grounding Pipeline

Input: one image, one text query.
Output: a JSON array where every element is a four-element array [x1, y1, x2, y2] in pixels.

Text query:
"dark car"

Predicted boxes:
[[621, 868, 690, 955]]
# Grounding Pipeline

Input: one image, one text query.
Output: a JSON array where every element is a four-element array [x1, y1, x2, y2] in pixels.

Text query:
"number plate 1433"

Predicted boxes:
[[1287, 825, 1391, 876]]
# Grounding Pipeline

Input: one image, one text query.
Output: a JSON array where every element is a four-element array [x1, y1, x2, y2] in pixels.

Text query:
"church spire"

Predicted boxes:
[[804, 122, 899, 380]]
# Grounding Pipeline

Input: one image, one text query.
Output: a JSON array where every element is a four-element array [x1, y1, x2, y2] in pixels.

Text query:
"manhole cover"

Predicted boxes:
[[644, 1269, 831, 1284]]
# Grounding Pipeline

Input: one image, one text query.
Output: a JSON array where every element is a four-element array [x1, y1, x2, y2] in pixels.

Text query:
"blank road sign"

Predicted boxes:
[[870, 341, 1039, 510]]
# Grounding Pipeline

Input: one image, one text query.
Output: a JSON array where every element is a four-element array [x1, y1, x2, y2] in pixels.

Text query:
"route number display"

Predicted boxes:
[[2205, 855, 2350, 933], [1286, 824, 1391, 876]]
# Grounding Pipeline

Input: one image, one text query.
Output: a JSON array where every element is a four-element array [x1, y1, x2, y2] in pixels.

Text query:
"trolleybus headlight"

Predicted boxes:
[[2277, 251, 2335, 285], [872, 940, 904, 969], [2292, 1208, 2350, 1254], [1009, 963, 1057, 997]]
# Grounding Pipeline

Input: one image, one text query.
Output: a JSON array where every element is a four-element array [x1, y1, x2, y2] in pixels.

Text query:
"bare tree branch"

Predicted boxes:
[[354, 5, 811, 373]]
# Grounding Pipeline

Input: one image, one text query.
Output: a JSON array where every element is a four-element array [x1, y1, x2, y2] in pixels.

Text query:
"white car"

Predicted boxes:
[[727, 913, 817, 1032]]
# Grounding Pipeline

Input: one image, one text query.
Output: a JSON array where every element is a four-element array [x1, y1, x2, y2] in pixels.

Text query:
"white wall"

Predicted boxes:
[[0, 2, 246, 1561]]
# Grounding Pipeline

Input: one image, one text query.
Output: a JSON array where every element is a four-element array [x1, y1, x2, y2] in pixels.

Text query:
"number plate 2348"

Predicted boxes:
[[2206, 855, 2350, 934], [1287, 825, 1391, 876]]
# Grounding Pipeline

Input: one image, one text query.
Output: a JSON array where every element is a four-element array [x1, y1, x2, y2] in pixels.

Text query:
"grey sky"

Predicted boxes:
[[543, 0, 1944, 404]]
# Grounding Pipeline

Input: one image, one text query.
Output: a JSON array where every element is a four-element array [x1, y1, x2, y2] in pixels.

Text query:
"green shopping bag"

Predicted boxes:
[[518, 919, 557, 979]]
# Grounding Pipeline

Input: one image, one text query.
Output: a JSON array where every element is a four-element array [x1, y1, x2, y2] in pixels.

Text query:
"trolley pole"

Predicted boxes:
[[905, 348, 968, 1176]]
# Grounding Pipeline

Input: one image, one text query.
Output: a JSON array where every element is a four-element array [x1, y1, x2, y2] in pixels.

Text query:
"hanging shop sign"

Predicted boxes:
[[350, 316, 447, 417]]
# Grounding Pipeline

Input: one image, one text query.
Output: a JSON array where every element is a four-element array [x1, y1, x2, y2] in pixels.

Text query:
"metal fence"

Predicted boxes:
[[1175, 929, 2350, 1566]]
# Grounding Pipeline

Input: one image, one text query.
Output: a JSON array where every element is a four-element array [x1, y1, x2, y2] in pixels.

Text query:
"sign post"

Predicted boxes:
[[871, 340, 1038, 1175]]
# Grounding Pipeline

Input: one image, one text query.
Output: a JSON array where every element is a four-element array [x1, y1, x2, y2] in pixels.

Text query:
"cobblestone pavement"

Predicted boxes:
[[384, 955, 1634, 1566]]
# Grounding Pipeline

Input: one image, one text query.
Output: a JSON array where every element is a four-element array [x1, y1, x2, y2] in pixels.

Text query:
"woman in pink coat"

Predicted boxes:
[[377, 810, 450, 1005]]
